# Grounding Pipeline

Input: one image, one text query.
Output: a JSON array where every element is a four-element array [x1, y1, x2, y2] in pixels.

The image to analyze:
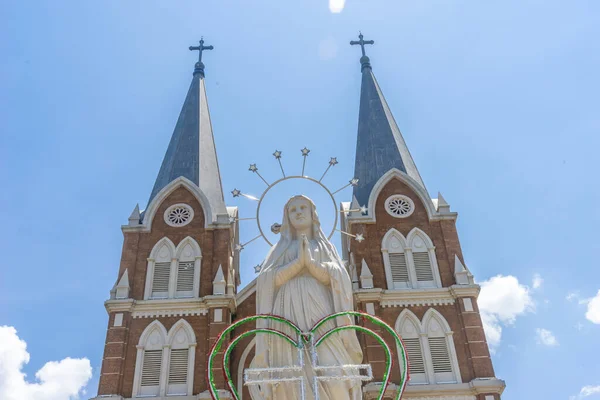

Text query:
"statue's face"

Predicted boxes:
[[287, 197, 312, 231]]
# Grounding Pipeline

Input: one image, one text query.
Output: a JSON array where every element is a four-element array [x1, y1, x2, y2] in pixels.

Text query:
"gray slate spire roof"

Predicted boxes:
[[352, 54, 426, 208], [146, 60, 226, 217]]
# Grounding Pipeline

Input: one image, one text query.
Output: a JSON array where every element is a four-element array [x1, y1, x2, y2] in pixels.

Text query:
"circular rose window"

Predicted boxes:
[[384, 195, 414, 218], [164, 203, 194, 227]]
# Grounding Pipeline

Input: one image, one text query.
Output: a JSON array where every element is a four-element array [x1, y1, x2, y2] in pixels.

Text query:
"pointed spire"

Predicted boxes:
[[226, 265, 235, 295], [212, 265, 226, 295], [112, 269, 130, 299], [350, 34, 426, 208], [128, 204, 140, 226], [360, 259, 374, 289], [437, 192, 450, 213], [454, 255, 473, 285], [146, 40, 226, 220]]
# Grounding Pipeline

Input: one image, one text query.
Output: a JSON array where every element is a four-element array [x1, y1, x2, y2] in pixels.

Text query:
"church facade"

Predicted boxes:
[[93, 38, 505, 400]]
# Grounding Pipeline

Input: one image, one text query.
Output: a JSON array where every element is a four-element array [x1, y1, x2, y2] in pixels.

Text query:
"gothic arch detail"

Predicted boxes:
[[132, 321, 168, 397], [395, 309, 462, 386], [422, 309, 462, 384], [395, 310, 427, 384], [381, 229, 410, 289], [406, 227, 441, 288], [382, 228, 441, 290], [175, 237, 202, 298], [144, 237, 202, 300], [165, 319, 196, 396]]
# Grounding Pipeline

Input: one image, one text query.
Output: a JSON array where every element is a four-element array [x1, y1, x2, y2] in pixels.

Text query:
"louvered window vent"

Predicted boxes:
[[152, 262, 171, 296], [389, 253, 409, 284], [141, 350, 162, 387], [176, 262, 194, 293], [403, 338, 425, 374], [168, 348, 189, 385], [413, 252, 434, 282], [428, 337, 453, 373]]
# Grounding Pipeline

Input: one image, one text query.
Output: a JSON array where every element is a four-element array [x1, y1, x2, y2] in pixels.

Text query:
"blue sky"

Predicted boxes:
[[1, 1, 599, 399]]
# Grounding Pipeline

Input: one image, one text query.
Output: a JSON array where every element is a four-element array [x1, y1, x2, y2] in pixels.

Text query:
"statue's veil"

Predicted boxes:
[[260, 195, 343, 273]]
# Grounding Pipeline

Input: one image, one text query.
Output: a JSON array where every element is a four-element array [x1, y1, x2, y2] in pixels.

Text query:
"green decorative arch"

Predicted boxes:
[[207, 311, 409, 400]]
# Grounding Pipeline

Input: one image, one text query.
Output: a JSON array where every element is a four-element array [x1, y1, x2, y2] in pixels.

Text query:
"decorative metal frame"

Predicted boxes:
[[231, 148, 368, 254], [207, 311, 409, 400]]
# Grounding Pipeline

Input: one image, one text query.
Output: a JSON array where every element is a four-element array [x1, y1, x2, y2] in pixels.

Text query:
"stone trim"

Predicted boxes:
[[354, 285, 480, 308], [363, 378, 505, 399], [105, 295, 235, 319]]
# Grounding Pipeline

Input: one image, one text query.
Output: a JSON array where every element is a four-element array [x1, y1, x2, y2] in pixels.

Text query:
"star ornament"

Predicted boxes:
[[301, 147, 311, 156], [329, 157, 339, 166], [231, 188, 241, 197], [235, 244, 244, 252], [249, 164, 258, 172], [229, 216, 236, 223], [273, 150, 282, 159], [350, 178, 359, 186], [254, 264, 262, 273], [355, 233, 365, 243], [360, 205, 368, 215]]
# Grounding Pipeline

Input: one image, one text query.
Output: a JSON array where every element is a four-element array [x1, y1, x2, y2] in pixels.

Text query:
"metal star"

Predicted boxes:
[[329, 157, 338, 166], [355, 233, 365, 243], [254, 264, 262, 273], [249, 164, 258, 172], [301, 147, 311, 156], [360, 205, 368, 215], [231, 188, 241, 197], [229, 216, 236, 223], [350, 178, 359, 186], [273, 150, 282, 159], [235, 244, 244, 252]]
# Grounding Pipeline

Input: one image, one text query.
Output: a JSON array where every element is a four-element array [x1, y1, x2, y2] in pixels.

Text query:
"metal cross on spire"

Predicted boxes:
[[189, 37, 214, 76], [350, 32, 374, 57], [189, 37, 214, 63]]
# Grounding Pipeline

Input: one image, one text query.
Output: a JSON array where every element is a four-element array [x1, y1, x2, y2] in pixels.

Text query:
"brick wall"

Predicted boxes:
[[97, 185, 232, 396]]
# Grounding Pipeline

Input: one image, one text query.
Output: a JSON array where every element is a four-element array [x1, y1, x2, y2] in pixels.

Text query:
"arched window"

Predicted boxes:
[[382, 229, 410, 289], [145, 238, 176, 299], [395, 310, 427, 385], [166, 320, 196, 396], [422, 309, 462, 384], [133, 321, 168, 397], [406, 228, 441, 288], [144, 237, 202, 300], [174, 237, 202, 298], [382, 228, 441, 290]]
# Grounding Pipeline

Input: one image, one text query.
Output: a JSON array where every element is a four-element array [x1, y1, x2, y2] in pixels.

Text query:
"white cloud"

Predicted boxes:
[[570, 385, 600, 399], [328, 0, 345, 13], [0, 326, 92, 400], [585, 290, 600, 324], [535, 328, 558, 346], [532, 273, 543, 289], [567, 291, 580, 301], [478, 275, 535, 350]]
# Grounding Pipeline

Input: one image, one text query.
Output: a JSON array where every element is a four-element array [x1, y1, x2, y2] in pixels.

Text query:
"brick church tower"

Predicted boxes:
[[93, 38, 505, 400]]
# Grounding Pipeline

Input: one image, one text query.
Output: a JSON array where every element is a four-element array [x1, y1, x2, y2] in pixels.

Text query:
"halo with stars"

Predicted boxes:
[[230, 148, 368, 255]]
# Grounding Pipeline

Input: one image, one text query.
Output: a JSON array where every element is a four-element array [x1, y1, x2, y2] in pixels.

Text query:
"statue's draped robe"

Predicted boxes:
[[250, 239, 363, 400]]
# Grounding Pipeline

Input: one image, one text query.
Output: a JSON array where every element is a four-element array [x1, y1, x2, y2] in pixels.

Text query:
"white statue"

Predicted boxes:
[[250, 195, 363, 400]]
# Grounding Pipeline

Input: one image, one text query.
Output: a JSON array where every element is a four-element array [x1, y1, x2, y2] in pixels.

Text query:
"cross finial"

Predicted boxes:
[[350, 32, 374, 71], [189, 37, 214, 76]]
